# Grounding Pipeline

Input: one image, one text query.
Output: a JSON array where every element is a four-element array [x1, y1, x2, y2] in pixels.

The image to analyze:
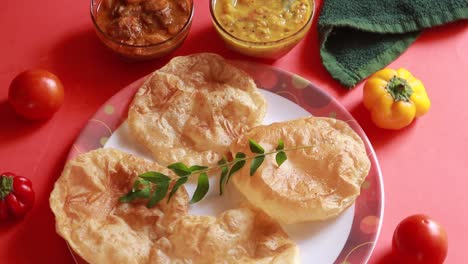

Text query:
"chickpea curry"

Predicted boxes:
[[96, 0, 191, 46], [214, 0, 312, 42]]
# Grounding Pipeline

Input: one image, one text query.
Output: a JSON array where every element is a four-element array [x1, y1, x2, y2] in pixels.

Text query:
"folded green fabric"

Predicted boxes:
[[318, 0, 468, 88]]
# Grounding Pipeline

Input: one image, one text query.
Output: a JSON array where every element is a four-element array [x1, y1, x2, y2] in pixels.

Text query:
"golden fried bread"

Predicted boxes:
[[49, 148, 189, 264], [230, 117, 371, 224], [151, 205, 299, 264], [128, 53, 267, 167], [50, 148, 298, 264]]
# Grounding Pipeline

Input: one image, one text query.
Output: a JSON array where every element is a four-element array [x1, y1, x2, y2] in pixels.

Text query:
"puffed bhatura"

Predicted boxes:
[[230, 117, 371, 224], [50, 148, 299, 263], [128, 53, 267, 167], [152, 205, 299, 263], [49, 148, 189, 264]]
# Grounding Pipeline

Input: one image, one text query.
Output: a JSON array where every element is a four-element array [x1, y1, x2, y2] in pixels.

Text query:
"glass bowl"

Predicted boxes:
[[210, 0, 314, 60], [90, 0, 194, 61]]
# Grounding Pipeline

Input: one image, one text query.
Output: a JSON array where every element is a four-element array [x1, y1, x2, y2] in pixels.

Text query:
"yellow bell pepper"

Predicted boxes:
[[363, 68, 431, 130]]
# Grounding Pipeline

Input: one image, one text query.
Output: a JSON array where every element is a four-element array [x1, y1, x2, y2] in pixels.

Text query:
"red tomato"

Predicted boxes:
[[392, 214, 448, 264], [8, 69, 64, 120]]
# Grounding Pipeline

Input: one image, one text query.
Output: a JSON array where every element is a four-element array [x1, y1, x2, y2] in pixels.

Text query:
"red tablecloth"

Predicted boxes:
[[1, 0, 467, 263]]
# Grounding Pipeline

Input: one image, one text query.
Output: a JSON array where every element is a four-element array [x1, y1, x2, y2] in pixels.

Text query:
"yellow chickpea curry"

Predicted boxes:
[[214, 0, 312, 42], [96, 0, 191, 46]]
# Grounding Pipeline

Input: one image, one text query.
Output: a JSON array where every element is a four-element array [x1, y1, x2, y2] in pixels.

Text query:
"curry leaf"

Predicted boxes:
[[139, 172, 171, 184], [249, 155, 265, 176], [276, 139, 284, 151], [275, 151, 287, 167], [249, 139, 265, 154], [136, 187, 151, 199], [190, 173, 209, 204], [132, 178, 149, 191], [168, 177, 188, 202], [227, 152, 246, 183], [189, 165, 208, 173], [235, 152, 247, 160], [119, 193, 134, 203], [218, 158, 229, 195], [168, 162, 192, 177], [120, 187, 151, 203], [147, 181, 169, 208]]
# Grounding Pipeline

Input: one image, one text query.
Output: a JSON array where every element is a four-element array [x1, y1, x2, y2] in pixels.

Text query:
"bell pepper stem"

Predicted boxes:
[[386, 76, 414, 102], [0, 176, 13, 200]]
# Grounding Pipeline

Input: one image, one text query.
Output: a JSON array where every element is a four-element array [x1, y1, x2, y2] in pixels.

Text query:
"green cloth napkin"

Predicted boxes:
[[318, 0, 468, 88]]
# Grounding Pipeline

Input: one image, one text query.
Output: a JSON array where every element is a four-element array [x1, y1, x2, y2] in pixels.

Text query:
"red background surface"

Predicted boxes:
[[1, 0, 467, 263]]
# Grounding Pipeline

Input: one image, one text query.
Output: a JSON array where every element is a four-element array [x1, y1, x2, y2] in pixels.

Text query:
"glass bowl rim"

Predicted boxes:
[[209, 0, 315, 46], [90, 0, 194, 48]]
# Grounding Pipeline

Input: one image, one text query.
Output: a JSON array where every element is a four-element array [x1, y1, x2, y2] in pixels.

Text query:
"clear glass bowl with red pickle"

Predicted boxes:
[[90, 0, 193, 60]]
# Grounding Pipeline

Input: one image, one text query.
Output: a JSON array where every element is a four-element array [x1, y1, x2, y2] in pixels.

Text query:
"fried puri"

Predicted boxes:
[[128, 53, 267, 167], [230, 117, 371, 224], [49, 148, 189, 264], [50, 148, 298, 264], [152, 205, 299, 264]]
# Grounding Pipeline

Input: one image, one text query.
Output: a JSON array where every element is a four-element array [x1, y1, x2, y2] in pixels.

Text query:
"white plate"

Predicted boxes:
[[68, 61, 383, 264]]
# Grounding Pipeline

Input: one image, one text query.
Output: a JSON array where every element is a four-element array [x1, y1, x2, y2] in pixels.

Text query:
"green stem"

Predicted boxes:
[[0, 175, 13, 200], [386, 76, 413, 102], [175, 145, 311, 180], [126, 143, 315, 207]]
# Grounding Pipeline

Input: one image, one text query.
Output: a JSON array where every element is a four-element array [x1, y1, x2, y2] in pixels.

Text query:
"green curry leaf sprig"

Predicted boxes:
[[120, 139, 304, 208]]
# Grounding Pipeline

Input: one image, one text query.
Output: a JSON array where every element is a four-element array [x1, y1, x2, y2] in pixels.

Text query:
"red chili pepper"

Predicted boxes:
[[0, 172, 35, 220]]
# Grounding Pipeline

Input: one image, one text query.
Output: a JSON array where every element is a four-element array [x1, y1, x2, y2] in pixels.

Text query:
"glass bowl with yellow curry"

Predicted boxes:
[[210, 0, 314, 59]]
